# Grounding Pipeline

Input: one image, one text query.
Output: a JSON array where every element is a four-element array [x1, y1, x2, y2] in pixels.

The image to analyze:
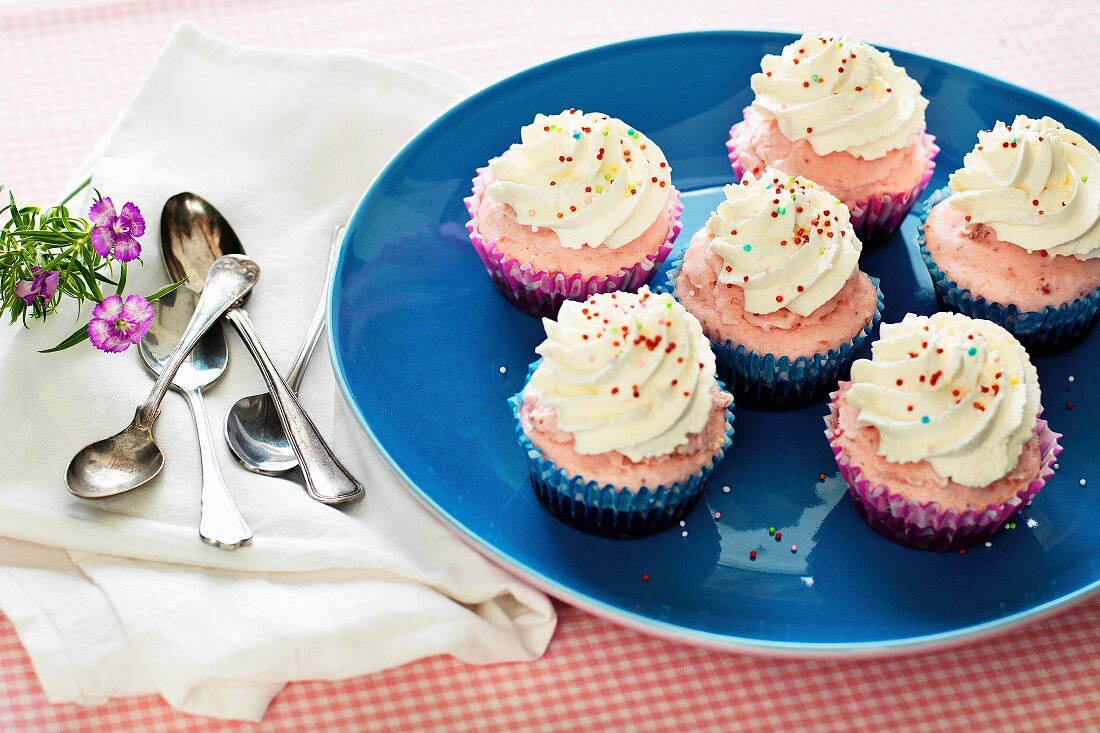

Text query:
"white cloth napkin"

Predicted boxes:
[[0, 24, 555, 722]]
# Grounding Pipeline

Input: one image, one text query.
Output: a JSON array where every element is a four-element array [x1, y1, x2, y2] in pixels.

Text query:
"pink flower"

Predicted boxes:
[[87, 294, 154, 353], [14, 266, 60, 305], [89, 197, 145, 262]]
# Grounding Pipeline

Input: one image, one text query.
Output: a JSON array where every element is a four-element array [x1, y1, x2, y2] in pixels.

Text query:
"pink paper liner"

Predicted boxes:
[[726, 114, 939, 245], [824, 387, 1062, 552], [464, 167, 683, 318]]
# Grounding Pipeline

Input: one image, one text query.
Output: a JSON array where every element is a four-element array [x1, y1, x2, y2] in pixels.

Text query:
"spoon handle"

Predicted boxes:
[[182, 387, 253, 549], [137, 255, 260, 428], [224, 307, 364, 505], [285, 225, 344, 393]]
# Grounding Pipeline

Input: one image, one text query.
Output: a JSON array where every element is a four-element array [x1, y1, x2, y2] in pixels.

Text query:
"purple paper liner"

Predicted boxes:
[[917, 187, 1100, 354], [726, 111, 938, 246], [510, 361, 734, 539], [824, 389, 1062, 552], [664, 247, 883, 410], [465, 167, 682, 318]]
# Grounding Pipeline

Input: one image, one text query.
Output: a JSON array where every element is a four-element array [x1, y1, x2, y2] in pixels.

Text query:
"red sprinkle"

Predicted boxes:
[[749, 550, 757, 561], [641, 573, 650, 582]]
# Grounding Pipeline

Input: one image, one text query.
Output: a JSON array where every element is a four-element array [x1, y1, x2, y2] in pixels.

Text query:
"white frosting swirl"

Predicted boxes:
[[527, 287, 716, 461], [948, 115, 1100, 259], [750, 33, 928, 160], [705, 167, 862, 316], [846, 312, 1040, 487], [486, 109, 672, 250]]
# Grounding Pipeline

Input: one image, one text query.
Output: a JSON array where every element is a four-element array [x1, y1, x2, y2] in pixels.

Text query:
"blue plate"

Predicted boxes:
[[329, 31, 1100, 654]]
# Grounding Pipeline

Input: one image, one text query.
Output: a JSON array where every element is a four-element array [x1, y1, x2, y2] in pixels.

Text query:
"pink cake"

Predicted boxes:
[[675, 229, 879, 359], [512, 287, 734, 536], [466, 109, 681, 317], [520, 383, 732, 491], [473, 181, 677, 279], [826, 312, 1059, 551], [923, 202, 1100, 312], [727, 33, 937, 242], [730, 108, 934, 208], [832, 383, 1042, 511]]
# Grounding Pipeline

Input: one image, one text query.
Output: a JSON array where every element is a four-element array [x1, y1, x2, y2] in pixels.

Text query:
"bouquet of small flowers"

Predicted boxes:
[[1, 181, 183, 353]]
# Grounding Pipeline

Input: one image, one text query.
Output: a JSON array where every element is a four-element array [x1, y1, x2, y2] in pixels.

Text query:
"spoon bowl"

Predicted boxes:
[[225, 395, 294, 474], [66, 422, 163, 498], [139, 287, 228, 391], [161, 193, 245, 291]]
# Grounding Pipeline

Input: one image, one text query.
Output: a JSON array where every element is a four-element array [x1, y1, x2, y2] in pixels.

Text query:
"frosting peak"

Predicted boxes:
[[750, 33, 928, 160], [846, 312, 1040, 487], [948, 115, 1100, 259], [486, 110, 672, 250], [527, 287, 717, 461], [705, 167, 862, 316]]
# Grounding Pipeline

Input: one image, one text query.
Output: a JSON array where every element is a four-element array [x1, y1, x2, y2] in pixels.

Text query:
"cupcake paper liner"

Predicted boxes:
[[510, 362, 734, 539], [917, 187, 1100, 353], [726, 115, 938, 246], [664, 250, 884, 409], [465, 167, 682, 318], [825, 392, 1061, 552]]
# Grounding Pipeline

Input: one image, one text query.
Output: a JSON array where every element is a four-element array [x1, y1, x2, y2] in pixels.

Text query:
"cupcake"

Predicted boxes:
[[510, 287, 734, 538], [919, 115, 1100, 352], [466, 109, 682, 317], [667, 167, 883, 408], [826, 312, 1061, 552], [727, 33, 937, 244]]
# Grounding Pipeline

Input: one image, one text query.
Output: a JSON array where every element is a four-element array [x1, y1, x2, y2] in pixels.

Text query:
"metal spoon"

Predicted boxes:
[[66, 254, 260, 498], [224, 226, 343, 475], [139, 287, 252, 549], [160, 193, 363, 506]]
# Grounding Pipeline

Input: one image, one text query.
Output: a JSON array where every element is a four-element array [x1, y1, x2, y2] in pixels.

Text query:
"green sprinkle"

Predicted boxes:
[[811, 74, 819, 82], [818, 247, 826, 255], [666, 301, 673, 309], [604, 172, 612, 181], [968, 347, 978, 356], [1084, 175, 1090, 183], [768, 526, 776, 536], [602, 129, 609, 137], [777, 207, 787, 215], [595, 185, 603, 193], [742, 244, 752, 252], [921, 415, 930, 424], [837, 41, 844, 48]]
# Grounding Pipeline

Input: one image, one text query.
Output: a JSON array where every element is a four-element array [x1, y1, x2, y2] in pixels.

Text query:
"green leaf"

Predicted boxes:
[[115, 263, 127, 295], [146, 279, 187, 302], [39, 322, 90, 353]]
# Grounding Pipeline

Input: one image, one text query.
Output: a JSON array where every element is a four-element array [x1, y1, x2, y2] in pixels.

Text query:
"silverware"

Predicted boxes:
[[65, 254, 260, 499], [160, 193, 363, 506], [139, 287, 252, 549], [224, 226, 344, 475]]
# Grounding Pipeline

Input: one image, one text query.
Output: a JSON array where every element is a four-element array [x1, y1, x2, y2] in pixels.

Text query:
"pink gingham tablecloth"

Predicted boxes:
[[2, 1, 1099, 730]]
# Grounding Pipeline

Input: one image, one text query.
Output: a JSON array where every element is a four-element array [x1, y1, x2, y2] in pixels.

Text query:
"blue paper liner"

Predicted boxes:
[[917, 187, 1100, 354], [510, 363, 735, 539], [664, 248, 884, 409]]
